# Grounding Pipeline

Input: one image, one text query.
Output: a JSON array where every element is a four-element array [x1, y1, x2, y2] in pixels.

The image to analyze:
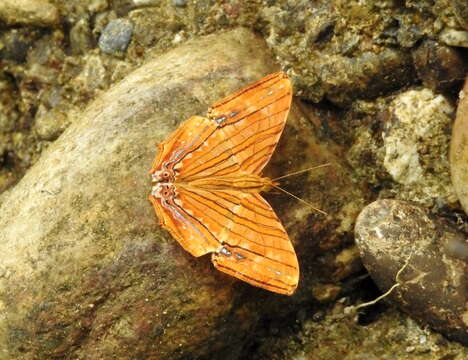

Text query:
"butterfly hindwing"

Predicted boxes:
[[210, 192, 299, 295], [175, 188, 299, 295], [150, 184, 300, 295], [148, 193, 220, 257]]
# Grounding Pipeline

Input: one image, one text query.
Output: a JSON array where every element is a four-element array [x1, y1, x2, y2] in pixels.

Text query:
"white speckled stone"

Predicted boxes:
[[383, 88, 456, 206], [439, 28, 468, 48]]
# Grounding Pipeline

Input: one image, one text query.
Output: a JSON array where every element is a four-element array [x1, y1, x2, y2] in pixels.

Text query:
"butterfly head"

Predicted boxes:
[[151, 183, 176, 201], [151, 167, 174, 183], [151, 167, 177, 201]]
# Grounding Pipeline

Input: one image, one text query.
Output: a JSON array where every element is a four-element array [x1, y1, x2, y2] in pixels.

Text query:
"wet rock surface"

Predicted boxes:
[[355, 199, 468, 345], [451, 77, 468, 215]]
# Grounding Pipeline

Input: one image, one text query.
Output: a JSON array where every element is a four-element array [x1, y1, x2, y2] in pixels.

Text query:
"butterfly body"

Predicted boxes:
[[149, 72, 299, 295], [153, 173, 274, 193]]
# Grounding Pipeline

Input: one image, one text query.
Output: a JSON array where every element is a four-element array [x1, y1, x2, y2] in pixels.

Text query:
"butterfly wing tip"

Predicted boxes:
[[282, 283, 298, 296]]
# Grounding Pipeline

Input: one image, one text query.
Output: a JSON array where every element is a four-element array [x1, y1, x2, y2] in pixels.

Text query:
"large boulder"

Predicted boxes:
[[0, 28, 367, 359]]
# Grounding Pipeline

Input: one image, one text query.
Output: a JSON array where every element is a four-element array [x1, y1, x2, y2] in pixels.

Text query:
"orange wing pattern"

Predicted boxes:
[[149, 193, 220, 257], [150, 187, 298, 294], [150, 72, 292, 180], [209, 192, 298, 295], [149, 72, 299, 295]]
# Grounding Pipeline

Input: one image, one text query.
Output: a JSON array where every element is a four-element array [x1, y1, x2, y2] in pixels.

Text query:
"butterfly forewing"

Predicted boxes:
[[178, 72, 292, 180], [150, 116, 217, 175], [149, 72, 299, 295]]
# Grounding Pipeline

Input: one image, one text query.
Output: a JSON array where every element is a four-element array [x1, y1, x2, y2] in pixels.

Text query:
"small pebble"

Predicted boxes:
[[88, 0, 108, 13], [312, 283, 341, 302], [0, 29, 36, 63], [70, 18, 94, 55], [98, 18, 133, 55], [173, 0, 188, 8], [72, 54, 107, 91], [439, 28, 468, 48], [34, 105, 69, 141], [412, 40, 466, 92]]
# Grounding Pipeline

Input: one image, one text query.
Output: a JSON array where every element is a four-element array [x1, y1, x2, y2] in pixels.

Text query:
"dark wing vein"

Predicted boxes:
[[181, 123, 284, 179], [185, 107, 288, 173], [181, 190, 290, 240]]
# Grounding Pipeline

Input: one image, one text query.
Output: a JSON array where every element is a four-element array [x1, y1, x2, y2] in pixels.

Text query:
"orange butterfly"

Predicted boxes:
[[148, 72, 299, 295]]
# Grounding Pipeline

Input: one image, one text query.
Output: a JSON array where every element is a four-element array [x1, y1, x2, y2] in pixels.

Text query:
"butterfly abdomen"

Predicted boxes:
[[183, 174, 273, 193]]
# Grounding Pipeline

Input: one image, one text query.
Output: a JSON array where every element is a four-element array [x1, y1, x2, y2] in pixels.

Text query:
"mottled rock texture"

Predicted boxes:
[[452, 0, 468, 29], [355, 200, 467, 345], [382, 88, 456, 206]]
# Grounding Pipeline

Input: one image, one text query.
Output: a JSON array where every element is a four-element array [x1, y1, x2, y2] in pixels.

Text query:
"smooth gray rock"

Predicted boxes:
[[0, 28, 280, 360]]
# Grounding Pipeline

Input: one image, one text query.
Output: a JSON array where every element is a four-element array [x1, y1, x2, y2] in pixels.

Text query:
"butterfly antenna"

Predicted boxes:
[[271, 184, 328, 216], [272, 163, 331, 181]]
